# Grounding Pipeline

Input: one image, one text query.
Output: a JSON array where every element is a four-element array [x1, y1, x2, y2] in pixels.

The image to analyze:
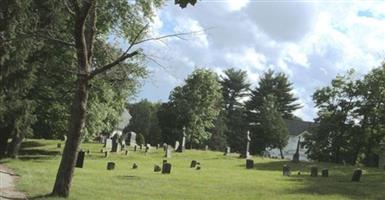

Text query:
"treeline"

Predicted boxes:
[[128, 68, 301, 157], [305, 65, 385, 166]]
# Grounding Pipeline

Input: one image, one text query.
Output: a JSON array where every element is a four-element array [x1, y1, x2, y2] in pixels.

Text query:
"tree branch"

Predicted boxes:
[[63, 0, 76, 16]]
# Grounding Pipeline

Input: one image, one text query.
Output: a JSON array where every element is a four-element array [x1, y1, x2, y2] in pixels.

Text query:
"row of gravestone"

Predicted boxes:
[[106, 160, 172, 174], [245, 159, 363, 182]]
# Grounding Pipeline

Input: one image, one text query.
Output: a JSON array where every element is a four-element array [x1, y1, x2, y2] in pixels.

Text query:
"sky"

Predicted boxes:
[[127, 0, 385, 121]]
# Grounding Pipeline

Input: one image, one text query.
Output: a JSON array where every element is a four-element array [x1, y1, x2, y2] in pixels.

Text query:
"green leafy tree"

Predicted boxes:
[[304, 71, 360, 164], [219, 68, 250, 153], [246, 70, 300, 154], [0, 0, 41, 158], [259, 95, 289, 158], [128, 99, 161, 145], [170, 69, 222, 148]]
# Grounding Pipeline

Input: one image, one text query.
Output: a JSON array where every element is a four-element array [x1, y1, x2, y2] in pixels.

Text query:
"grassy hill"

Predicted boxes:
[[1, 139, 384, 200]]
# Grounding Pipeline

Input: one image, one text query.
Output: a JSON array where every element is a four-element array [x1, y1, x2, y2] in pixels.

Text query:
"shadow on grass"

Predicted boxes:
[[250, 160, 385, 200], [20, 141, 46, 148]]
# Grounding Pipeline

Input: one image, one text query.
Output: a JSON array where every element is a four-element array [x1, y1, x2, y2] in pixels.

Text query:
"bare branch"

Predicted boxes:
[[133, 29, 206, 45], [88, 50, 139, 80], [63, 0, 76, 16]]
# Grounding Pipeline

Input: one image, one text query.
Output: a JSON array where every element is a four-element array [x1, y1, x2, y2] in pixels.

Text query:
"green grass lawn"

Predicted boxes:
[[1, 139, 384, 200]]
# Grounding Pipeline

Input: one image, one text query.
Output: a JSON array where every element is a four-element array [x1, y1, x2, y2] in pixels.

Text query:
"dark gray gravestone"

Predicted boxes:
[[132, 163, 138, 169], [57, 143, 61, 148], [107, 162, 115, 170], [322, 169, 329, 177], [283, 165, 290, 176], [351, 169, 362, 182], [196, 166, 201, 170], [125, 150, 129, 155], [104, 151, 108, 158], [310, 166, 318, 177], [154, 165, 161, 172], [162, 163, 172, 174], [75, 151, 85, 168], [145, 145, 149, 153], [100, 149, 104, 153], [190, 160, 197, 168], [246, 159, 254, 169], [134, 145, 137, 152]]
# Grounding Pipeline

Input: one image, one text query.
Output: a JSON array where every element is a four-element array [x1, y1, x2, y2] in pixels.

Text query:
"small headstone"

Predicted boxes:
[[105, 139, 113, 152], [132, 163, 138, 169], [75, 150, 85, 168], [165, 145, 172, 158], [154, 165, 161, 172], [157, 144, 160, 149], [140, 144, 143, 150], [125, 150, 129, 155], [322, 169, 329, 177], [86, 149, 90, 154], [205, 145, 208, 151], [351, 169, 362, 182], [162, 163, 172, 174], [134, 145, 137, 152], [100, 149, 104, 153], [196, 166, 201, 170], [283, 165, 290, 176], [107, 162, 115, 170], [246, 159, 254, 169], [190, 160, 197, 168], [175, 141, 180, 152], [145, 145, 150, 153], [298, 171, 301, 175], [310, 166, 318, 177], [163, 143, 167, 152], [104, 151, 108, 158], [57, 143, 61, 148]]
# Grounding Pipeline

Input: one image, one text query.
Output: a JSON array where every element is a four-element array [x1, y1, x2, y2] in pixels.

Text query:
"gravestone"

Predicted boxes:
[[75, 150, 85, 168], [163, 143, 167, 151], [246, 159, 254, 169], [105, 139, 113, 152], [125, 150, 129, 156], [322, 169, 329, 177], [190, 160, 197, 168], [100, 149, 104, 153], [57, 143, 61, 148], [107, 162, 115, 170], [140, 144, 143, 150], [86, 149, 90, 154], [132, 163, 138, 169], [175, 141, 180, 152], [283, 165, 290, 176], [129, 131, 136, 146], [165, 145, 172, 158], [310, 166, 318, 177], [181, 127, 186, 152], [154, 165, 161, 172], [224, 146, 230, 156], [196, 166, 201, 170], [134, 145, 137, 152], [242, 130, 251, 158], [145, 144, 150, 153], [157, 144, 160, 149], [111, 134, 120, 152], [104, 151, 108, 158], [205, 145, 208, 151], [351, 169, 362, 182], [162, 163, 172, 174]]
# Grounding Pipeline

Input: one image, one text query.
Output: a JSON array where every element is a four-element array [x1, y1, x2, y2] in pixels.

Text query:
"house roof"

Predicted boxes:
[[285, 119, 316, 136]]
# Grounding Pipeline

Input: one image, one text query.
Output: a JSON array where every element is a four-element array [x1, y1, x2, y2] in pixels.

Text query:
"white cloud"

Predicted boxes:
[[135, 1, 385, 121]]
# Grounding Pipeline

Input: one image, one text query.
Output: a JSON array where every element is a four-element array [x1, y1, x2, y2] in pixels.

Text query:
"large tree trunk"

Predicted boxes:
[[51, 2, 93, 196], [7, 128, 24, 158], [51, 76, 89, 197]]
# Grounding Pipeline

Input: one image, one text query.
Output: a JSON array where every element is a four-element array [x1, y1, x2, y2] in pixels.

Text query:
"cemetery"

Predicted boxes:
[[2, 0, 385, 199], [0, 139, 384, 200]]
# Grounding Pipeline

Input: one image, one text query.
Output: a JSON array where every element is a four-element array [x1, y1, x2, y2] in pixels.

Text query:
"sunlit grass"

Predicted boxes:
[[2, 139, 384, 200]]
